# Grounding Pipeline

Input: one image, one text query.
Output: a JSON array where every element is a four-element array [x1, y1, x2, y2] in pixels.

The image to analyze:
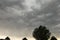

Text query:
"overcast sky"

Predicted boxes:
[[0, 0, 60, 39]]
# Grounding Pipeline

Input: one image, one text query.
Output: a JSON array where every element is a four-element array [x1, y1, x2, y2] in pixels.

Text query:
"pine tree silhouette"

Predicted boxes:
[[22, 37, 28, 40], [5, 37, 10, 40], [50, 36, 57, 40], [0, 36, 10, 40], [33, 25, 51, 40], [0, 39, 4, 40]]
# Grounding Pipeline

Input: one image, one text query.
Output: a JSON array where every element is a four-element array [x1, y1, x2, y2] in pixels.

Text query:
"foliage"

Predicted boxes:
[[22, 37, 28, 40], [50, 36, 57, 40], [33, 25, 51, 40]]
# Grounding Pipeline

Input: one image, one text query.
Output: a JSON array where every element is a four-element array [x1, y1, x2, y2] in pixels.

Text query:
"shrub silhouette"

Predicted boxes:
[[50, 36, 57, 40], [22, 37, 28, 40], [33, 25, 51, 40], [5, 37, 10, 40], [0, 39, 4, 40], [0, 36, 10, 40]]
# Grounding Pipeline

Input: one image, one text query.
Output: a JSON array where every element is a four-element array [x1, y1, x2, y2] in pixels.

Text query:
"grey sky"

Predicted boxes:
[[0, 0, 60, 38]]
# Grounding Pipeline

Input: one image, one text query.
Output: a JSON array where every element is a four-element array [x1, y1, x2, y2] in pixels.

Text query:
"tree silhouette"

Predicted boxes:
[[50, 36, 57, 40], [22, 37, 28, 40], [0, 36, 10, 40], [33, 25, 51, 40], [5, 37, 10, 40], [0, 39, 4, 40]]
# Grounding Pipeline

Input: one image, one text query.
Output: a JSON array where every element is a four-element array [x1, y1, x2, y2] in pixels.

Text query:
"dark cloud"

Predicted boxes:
[[0, 0, 25, 10], [0, 0, 60, 38]]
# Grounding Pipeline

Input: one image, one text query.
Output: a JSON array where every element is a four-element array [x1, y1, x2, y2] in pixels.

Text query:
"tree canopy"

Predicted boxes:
[[5, 37, 10, 40], [33, 25, 51, 40], [22, 37, 28, 40], [50, 36, 57, 40]]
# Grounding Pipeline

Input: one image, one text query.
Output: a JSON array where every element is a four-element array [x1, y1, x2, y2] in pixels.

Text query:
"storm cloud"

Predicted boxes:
[[0, 0, 60, 38]]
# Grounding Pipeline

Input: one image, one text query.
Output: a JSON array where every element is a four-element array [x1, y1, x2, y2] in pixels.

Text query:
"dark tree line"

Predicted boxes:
[[32, 25, 57, 40], [0, 25, 57, 40], [22, 25, 57, 40]]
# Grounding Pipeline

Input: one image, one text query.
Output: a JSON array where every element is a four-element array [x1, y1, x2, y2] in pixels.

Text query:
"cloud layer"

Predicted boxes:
[[0, 0, 60, 38]]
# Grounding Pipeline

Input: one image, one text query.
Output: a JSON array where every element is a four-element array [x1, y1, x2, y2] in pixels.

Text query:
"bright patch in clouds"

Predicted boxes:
[[57, 38, 60, 40], [22, 0, 41, 11]]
